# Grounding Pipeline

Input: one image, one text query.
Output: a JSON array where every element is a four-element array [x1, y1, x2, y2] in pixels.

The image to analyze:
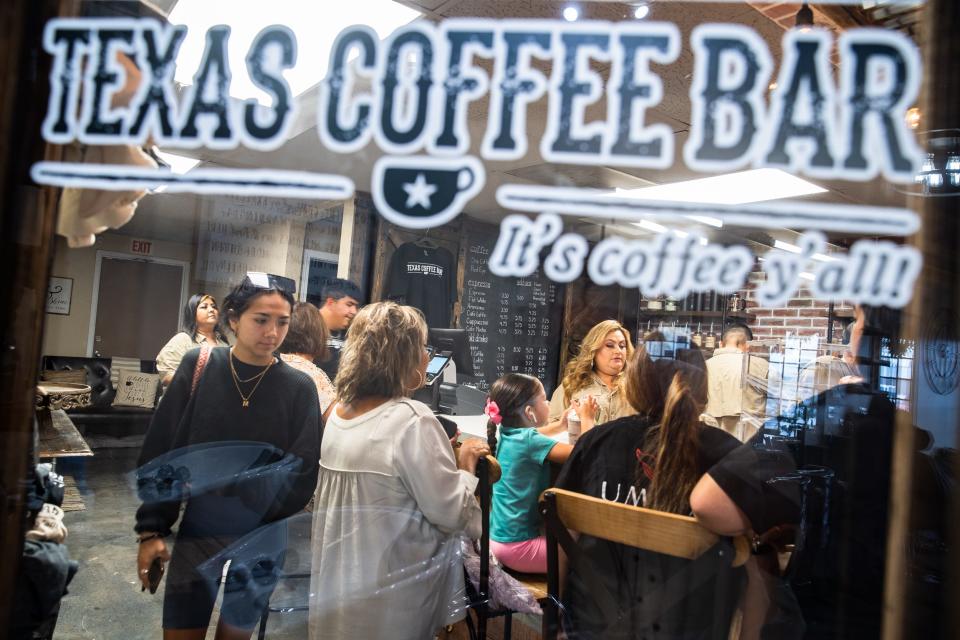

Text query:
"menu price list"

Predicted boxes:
[[461, 225, 564, 396]]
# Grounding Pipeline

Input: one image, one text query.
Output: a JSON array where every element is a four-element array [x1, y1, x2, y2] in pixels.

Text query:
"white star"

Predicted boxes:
[[403, 173, 437, 210]]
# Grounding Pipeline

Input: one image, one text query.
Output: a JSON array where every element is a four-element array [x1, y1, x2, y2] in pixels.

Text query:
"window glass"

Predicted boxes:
[[20, 1, 957, 639]]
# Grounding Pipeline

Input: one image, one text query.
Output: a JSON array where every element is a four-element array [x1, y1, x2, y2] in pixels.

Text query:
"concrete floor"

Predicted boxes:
[[51, 446, 543, 640], [53, 447, 314, 640]]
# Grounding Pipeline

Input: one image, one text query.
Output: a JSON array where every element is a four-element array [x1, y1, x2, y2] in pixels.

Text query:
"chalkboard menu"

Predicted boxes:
[[460, 221, 565, 395]]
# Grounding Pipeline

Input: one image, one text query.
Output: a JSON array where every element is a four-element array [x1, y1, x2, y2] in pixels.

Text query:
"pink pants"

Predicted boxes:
[[490, 536, 547, 573]]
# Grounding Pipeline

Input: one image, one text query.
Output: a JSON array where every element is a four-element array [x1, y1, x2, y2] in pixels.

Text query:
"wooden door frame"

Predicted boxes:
[[86, 251, 189, 357], [0, 0, 74, 631]]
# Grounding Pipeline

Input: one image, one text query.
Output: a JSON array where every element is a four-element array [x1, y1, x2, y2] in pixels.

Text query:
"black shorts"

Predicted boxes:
[[162, 522, 287, 630]]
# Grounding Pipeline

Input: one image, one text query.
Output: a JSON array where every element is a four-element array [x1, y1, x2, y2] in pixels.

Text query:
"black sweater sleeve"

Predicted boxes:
[[134, 348, 198, 535], [263, 377, 320, 523]]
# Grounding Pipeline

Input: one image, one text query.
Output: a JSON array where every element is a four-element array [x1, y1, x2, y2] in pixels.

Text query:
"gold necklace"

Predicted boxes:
[[230, 351, 272, 383], [229, 350, 274, 408]]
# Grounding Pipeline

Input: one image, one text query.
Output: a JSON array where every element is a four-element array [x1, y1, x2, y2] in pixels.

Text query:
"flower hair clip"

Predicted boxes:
[[484, 398, 502, 425]]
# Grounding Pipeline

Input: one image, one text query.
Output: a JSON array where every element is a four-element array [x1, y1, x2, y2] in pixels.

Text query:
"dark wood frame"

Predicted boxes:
[[0, 0, 73, 631]]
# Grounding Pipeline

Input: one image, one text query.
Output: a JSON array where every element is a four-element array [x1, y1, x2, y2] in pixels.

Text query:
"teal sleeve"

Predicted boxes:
[[527, 429, 559, 465]]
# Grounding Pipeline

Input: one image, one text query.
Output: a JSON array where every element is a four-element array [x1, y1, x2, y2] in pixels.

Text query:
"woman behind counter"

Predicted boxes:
[[309, 301, 490, 640], [156, 294, 230, 386], [549, 319, 635, 426]]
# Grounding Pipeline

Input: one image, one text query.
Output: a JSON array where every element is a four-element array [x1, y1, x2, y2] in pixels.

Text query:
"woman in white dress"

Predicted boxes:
[[308, 302, 489, 640]]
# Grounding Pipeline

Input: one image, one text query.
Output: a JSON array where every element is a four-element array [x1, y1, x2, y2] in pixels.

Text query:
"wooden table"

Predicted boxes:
[[38, 409, 93, 458]]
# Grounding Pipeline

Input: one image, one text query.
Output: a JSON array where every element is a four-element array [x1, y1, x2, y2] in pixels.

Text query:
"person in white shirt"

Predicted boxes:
[[308, 302, 489, 640], [704, 324, 768, 441]]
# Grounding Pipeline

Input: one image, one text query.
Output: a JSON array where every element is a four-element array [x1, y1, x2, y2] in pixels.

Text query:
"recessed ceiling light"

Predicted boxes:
[[774, 240, 802, 254], [685, 215, 724, 228], [613, 168, 827, 206], [563, 6, 579, 21], [632, 219, 667, 233], [633, 4, 650, 19]]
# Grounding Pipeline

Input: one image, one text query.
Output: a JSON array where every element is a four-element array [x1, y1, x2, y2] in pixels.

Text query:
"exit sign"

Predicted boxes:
[[131, 239, 152, 255]]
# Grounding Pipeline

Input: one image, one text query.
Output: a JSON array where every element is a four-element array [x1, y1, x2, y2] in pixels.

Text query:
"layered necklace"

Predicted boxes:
[[229, 348, 274, 408]]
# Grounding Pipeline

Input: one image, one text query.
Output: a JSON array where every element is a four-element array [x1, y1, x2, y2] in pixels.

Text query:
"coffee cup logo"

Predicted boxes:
[[372, 156, 485, 229]]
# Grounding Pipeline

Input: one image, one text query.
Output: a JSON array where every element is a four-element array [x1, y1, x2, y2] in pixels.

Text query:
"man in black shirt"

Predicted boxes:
[[317, 278, 362, 379]]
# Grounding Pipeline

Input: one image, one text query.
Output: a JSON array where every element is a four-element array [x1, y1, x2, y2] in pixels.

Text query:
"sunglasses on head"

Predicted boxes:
[[242, 272, 297, 296]]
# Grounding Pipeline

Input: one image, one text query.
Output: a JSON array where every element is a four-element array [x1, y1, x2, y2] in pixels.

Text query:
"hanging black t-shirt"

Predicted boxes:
[[384, 242, 457, 328], [554, 415, 743, 640]]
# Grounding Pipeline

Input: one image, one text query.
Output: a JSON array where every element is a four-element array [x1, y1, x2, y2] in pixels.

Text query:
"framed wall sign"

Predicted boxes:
[[46, 276, 72, 315]]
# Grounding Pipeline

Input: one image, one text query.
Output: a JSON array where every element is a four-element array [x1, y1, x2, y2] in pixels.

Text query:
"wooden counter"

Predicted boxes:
[[38, 409, 93, 458]]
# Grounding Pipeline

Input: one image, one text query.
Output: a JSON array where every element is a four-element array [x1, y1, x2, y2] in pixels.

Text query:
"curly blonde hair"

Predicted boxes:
[[336, 302, 428, 404], [562, 320, 634, 404]]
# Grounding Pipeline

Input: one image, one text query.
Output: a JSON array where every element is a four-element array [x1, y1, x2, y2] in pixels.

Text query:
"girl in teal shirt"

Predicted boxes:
[[485, 373, 576, 573]]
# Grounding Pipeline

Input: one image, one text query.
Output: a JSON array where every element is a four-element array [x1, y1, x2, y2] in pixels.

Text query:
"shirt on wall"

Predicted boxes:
[[384, 242, 457, 328]]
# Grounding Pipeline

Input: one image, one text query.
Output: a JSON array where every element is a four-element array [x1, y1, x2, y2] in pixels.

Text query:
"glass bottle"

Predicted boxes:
[[691, 322, 703, 348], [728, 292, 743, 313], [703, 322, 716, 349]]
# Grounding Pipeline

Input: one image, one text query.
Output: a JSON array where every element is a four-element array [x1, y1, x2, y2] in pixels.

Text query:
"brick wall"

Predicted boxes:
[[742, 267, 853, 342]]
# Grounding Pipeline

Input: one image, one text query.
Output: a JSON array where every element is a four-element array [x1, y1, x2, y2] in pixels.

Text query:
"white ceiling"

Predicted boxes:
[[131, 0, 910, 247]]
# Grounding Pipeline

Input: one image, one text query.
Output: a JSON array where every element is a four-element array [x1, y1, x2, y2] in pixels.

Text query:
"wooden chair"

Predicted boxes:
[[463, 455, 548, 640], [540, 488, 751, 640]]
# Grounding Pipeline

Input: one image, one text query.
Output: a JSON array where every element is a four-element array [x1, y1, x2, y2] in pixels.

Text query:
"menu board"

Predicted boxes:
[[460, 221, 565, 395]]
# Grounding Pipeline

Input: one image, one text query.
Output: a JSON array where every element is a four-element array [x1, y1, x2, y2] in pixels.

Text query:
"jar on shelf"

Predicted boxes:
[[664, 297, 678, 312], [645, 295, 663, 311], [703, 322, 717, 349], [728, 292, 745, 313], [691, 323, 703, 348]]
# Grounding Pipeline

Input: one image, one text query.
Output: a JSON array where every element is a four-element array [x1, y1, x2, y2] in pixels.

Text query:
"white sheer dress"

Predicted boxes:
[[308, 398, 481, 640]]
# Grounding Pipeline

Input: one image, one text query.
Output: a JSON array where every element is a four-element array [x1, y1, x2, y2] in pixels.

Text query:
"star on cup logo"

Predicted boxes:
[[372, 156, 485, 229], [403, 174, 438, 210]]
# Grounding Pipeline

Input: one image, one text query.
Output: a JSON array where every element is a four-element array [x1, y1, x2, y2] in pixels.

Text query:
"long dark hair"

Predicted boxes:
[[181, 294, 224, 340], [486, 373, 542, 452], [625, 346, 707, 514]]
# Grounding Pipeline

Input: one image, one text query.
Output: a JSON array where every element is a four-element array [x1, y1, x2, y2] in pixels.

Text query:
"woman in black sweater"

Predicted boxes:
[[134, 273, 320, 640]]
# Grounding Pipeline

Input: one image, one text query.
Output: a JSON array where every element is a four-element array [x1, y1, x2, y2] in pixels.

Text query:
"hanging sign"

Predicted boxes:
[[31, 17, 924, 306]]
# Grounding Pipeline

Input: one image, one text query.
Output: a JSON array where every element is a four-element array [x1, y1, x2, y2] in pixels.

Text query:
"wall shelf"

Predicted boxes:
[[638, 309, 756, 323]]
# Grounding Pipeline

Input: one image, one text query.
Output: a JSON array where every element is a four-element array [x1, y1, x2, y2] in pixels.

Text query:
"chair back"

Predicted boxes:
[[541, 488, 750, 640]]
